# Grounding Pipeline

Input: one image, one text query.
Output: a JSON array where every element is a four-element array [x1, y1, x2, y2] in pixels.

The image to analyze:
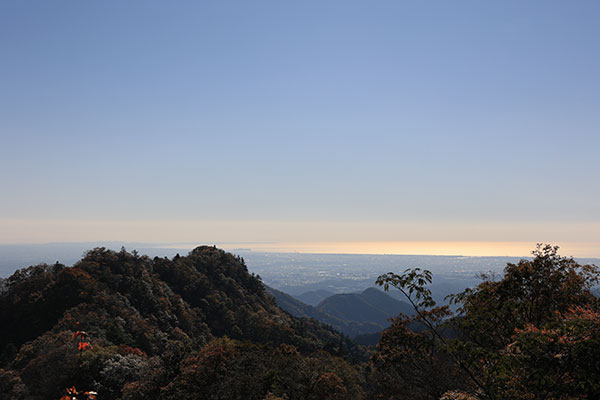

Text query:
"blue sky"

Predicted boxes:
[[1, 1, 599, 255]]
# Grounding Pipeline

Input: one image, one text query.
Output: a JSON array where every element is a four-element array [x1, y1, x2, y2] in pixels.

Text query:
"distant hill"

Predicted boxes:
[[267, 286, 414, 338], [316, 287, 414, 330], [295, 289, 334, 306], [266, 286, 382, 338], [353, 332, 382, 346], [266, 286, 335, 322]]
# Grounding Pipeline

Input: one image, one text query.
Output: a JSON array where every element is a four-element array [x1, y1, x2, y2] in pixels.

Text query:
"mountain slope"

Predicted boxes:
[[266, 286, 382, 337], [295, 289, 334, 306], [0, 246, 366, 399], [316, 287, 414, 330]]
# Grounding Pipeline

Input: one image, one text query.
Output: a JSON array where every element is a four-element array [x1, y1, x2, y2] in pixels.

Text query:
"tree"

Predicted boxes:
[[374, 244, 600, 400]]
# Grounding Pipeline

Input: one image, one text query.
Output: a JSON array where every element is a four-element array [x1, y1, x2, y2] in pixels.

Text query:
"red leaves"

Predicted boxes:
[[78, 342, 91, 351], [118, 345, 147, 357], [60, 324, 96, 399], [72, 330, 92, 352], [72, 330, 87, 340], [60, 386, 97, 400]]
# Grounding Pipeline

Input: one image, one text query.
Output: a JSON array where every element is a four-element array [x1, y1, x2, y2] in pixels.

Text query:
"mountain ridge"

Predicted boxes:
[[267, 285, 414, 338], [316, 287, 414, 329], [0, 246, 367, 399]]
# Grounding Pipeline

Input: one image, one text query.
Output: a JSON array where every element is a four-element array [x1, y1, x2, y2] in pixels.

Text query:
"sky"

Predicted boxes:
[[1, 1, 599, 256]]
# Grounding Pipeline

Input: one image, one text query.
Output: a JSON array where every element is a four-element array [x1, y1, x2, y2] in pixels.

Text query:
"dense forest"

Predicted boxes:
[[0, 244, 598, 399]]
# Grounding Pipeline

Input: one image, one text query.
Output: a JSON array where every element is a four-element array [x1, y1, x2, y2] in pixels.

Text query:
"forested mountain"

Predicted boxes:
[[295, 290, 334, 307], [0, 246, 366, 400], [316, 288, 413, 333], [266, 286, 381, 338], [1, 244, 598, 400], [268, 286, 414, 338]]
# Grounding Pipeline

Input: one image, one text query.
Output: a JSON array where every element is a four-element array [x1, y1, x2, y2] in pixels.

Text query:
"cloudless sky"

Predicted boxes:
[[1, 1, 599, 255]]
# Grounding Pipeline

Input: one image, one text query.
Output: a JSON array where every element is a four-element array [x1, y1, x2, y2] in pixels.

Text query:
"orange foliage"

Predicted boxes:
[[60, 386, 97, 400], [58, 325, 96, 400]]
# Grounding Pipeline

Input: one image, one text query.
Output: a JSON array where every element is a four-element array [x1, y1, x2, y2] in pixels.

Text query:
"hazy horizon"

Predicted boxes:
[[1, 240, 599, 258]]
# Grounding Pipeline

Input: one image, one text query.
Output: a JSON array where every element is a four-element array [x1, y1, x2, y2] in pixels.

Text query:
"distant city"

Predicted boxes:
[[3, 243, 597, 305]]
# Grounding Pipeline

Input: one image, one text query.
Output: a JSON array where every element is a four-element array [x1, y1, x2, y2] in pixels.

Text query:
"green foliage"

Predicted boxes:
[[377, 268, 435, 309], [0, 246, 367, 399], [373, 244, 600, 400], [162, 338, 365, 400]]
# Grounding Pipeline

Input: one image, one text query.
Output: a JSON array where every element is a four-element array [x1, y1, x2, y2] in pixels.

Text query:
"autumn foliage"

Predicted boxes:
[[0, 244, 597, 399], [0, 246, 365, 399], [373, 244, 600, 399], [60, 385, 97, 400]]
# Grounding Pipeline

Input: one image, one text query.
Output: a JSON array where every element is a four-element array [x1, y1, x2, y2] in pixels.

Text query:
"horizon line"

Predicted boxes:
[[1, 240, 598, 259]]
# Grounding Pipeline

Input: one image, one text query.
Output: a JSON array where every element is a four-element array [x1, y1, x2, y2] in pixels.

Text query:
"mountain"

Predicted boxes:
[[294, 289, 334, 306], [266, 286, 335, 321], [266, 286, 382, 338], [316, 287, 414, 330], [0, 246, 367, 399], [267, 286, 415, 338]]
